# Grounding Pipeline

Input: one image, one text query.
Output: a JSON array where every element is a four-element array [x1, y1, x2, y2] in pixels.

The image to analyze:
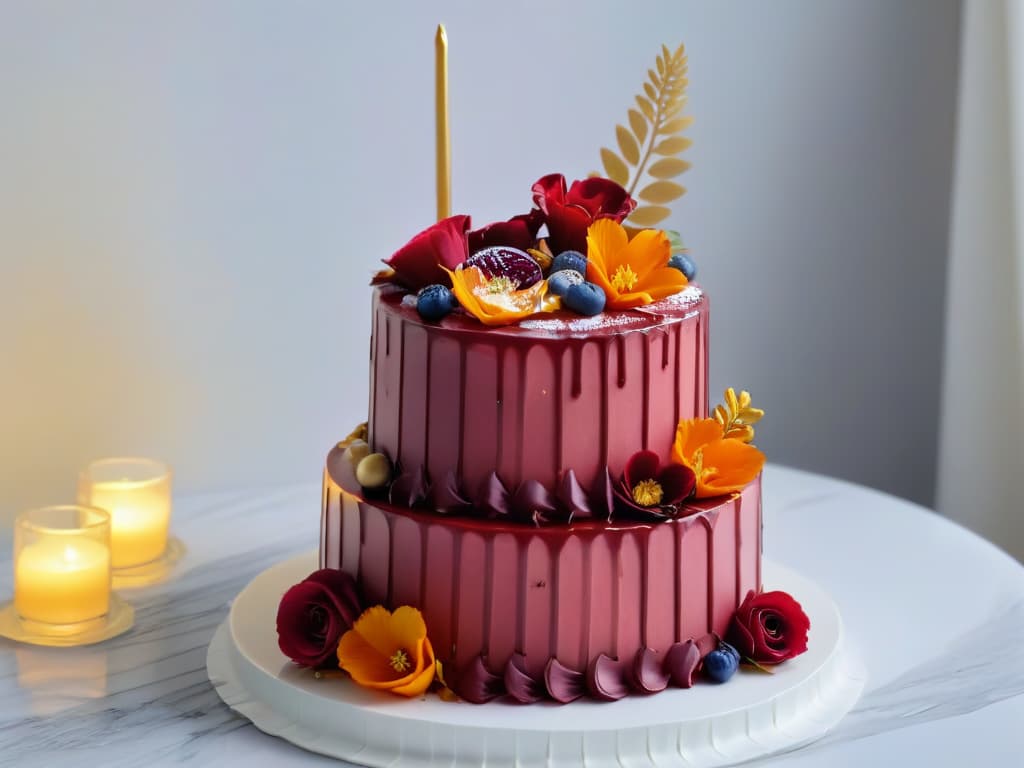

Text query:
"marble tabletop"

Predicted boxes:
[[0, 465, 1022, 768]]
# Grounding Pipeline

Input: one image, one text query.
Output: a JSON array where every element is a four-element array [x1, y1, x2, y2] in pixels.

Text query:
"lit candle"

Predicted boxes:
[[15, 540, 110, 625], [79, 458, 172, 570], [12, 506, 112, 628]]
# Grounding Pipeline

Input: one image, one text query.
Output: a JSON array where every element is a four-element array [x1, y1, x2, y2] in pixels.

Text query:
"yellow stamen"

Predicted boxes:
[[611, 264, 639, 292], [486, 276, 515, 294], [389, 649, 411, 673], [632, 478, 664, 507]]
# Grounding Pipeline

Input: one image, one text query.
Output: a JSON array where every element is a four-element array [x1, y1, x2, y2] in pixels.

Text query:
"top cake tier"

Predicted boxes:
[[368, 283, 709, 503]]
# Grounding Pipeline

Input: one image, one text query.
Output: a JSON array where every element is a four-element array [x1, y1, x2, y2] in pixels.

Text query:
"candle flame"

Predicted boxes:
[[63, 545, 79, 564]]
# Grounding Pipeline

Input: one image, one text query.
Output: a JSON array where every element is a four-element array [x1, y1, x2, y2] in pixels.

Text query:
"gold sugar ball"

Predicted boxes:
[[355, 452, 392, 489], [342, 439, 370, 467]]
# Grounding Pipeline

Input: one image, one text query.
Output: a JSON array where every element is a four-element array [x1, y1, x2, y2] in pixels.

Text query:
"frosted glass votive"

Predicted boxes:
[[78, 458, 173, 570]]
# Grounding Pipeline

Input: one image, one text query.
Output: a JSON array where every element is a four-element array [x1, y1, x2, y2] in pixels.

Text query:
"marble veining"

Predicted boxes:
[[0, 468, 1022, 767]]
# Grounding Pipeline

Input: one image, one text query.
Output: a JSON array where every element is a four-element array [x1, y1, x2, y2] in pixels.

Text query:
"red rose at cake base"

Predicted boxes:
[[727, 589, 810, 664], [384, 214, 471, 291], [276, 569, 363, 668], [531, 174, 636, 254]]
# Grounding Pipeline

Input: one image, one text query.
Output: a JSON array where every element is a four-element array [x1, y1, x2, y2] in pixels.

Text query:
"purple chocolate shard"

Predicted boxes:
[[456, 656, 505, 704], [586, 653, 630, 701], [465, 246, 543, 289], [512, 480, 562, 525], [544, 658, 587, 704], [631, 648, 670, 693], [477, 472, 510, 518], [504, 653, 545, 704], [557, 469, 591, 520], [665, 640, 701, 688], [696, 632, 719, 658], [589, 467, 616, 522], [389, 466, 428, 507], [430, 470, 472, 514]]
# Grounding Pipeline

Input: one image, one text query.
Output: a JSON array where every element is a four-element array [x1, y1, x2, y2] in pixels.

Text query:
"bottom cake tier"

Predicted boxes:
[[321, 445, 762, 700]]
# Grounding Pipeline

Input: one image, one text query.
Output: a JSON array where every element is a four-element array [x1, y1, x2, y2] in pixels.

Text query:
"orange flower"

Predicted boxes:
[[585, 219, 687, 309], [336, 605, 437, 697], [672, 418, 765, 498], [447, 266, 560, 326]]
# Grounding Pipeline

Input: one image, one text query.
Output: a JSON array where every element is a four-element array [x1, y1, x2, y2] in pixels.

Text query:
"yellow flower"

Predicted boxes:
[[672, 418, 765, 498], [447, 266, 560, 326], [585, 219, 687, 309], [336, 605, 437, 697]]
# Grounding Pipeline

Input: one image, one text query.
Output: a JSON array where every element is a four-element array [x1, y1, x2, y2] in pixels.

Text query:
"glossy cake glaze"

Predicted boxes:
[[368, 283, 709, 501], [322, 449, 761, 690]]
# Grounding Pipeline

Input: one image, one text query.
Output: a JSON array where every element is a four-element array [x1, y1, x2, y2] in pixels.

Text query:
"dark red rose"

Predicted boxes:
[[531, 174, 636, 254], [276, 568, 363, 668], [384, 214, 471, 291], [727, 590, 810, 664], [613, 449, 696, 521], [468, 210, 544, 254]]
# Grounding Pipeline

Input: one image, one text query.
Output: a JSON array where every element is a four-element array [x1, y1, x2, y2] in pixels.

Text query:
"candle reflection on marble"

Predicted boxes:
[[16, 645, 108, 716], [78, 458, 172, 570]]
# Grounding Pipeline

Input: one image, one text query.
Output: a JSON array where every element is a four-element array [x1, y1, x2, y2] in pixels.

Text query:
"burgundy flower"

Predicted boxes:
[[383, 214, 471, 291], [613, 450, 696, 521], [276, 569, 363, 668], [468, 210, 544, 255], [727, 590, 810, 664], [531, 173, 636, 254]]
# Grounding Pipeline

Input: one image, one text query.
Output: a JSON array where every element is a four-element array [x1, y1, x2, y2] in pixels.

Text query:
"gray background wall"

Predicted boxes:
[[0, 0, 960, 522]]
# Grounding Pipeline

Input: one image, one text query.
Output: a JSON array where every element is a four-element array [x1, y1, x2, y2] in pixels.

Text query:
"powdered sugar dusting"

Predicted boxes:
[[401, 294, 419, 309]]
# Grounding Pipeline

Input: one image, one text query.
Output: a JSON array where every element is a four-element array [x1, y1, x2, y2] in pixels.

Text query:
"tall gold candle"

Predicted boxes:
[[435, 23, 450, 221]]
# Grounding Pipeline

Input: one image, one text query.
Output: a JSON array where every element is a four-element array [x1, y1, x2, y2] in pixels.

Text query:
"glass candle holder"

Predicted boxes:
[[14, 506, 111, 630], [0, 506, 133, 646], [77, 459, 182, 585]]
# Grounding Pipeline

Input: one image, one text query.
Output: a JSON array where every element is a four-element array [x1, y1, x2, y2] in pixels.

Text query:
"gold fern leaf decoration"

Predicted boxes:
[[713, 388, 764, 444], [598, 43, 693, 228]]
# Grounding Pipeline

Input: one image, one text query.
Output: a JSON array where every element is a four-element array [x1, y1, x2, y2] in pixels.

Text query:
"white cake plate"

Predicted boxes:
[[207, 552, 864, 767]]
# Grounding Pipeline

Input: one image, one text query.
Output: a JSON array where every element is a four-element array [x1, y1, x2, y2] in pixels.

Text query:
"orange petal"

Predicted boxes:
[[388, 605, 429, 650], [586, 218, 630, 277], [640, 266, 688, 300], [448, 267, 557, 326], [349, 605, 401, 656], [694, 439, 765, 497], [672, 418, 724, 465], [337, 623, 398, 684], [623, 228, 672, 282]]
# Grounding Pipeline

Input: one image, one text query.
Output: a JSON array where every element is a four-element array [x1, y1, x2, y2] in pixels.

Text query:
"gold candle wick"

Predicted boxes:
[[435, 23, 450, 221]]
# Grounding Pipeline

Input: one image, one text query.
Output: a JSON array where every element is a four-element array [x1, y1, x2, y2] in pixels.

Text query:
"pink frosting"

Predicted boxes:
[[321, 455, 761, 685], [368, 285, 708, 502]]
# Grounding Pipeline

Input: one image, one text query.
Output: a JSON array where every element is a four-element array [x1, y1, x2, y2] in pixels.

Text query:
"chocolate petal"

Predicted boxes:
[[665, 640, 701, 688], [455, 656, 505, 704], [631, 648, 670, 693], [503, 653, 546, 704], [429, 470, 472, 515], [512, 480, 561, 524], [557, 469, 591, 520], [544, 658, 587, 704], [477, 472, 511, 518], [696, 632, 720, 658], [589, 467, 616, 522], [586, 653, 630, 701], [389, 466, 429, 507]]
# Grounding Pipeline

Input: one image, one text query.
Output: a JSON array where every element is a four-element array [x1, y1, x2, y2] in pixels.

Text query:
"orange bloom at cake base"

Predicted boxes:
[[336, 605, 437, 697], [672, 418, 765, 498]]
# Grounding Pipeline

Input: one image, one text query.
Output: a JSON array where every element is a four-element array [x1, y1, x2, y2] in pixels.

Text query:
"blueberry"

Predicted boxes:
[[668, 253, 697, 281], [563, 281, 606, 316], [552, 250, 588, 275], [416, 284, 456, 322], [547, 269, 585, 297], [703, 643, 740, 683]]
